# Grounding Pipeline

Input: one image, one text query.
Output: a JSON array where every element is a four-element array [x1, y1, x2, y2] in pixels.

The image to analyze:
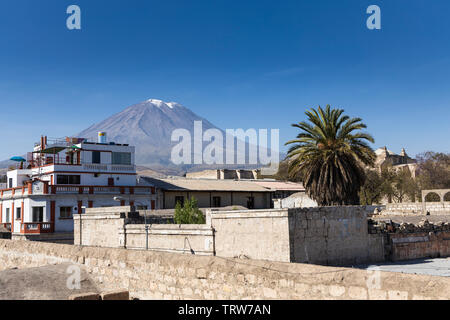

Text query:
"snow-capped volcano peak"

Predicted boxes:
[[145, 98, 177, 109], [77, 99, 219, 165]]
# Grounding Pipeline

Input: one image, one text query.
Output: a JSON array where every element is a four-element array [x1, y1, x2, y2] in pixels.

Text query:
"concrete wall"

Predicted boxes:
[[122, 224, 214, 255], [211, 209, 291, 262], [1, 239, 450, 300], [75, 206, 214, 255], [74, 206, 134, 248]]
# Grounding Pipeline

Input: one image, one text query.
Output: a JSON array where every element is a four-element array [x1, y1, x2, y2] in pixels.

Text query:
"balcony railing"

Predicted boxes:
[[30, 159, 81, 168], [21, 222, 53, 234], [50, 185, 154, 195], [0, 187, 30, 199], [1, 184, 154, 200]]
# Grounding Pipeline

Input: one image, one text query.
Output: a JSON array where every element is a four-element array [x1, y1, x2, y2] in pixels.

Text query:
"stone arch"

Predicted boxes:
[[421, 189, 450, 214], [445, 192, 450, 202], [425, 192, 441, 202]]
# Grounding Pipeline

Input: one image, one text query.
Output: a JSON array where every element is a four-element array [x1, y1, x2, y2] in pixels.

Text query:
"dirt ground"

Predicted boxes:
[[0, 263, 99, 300]]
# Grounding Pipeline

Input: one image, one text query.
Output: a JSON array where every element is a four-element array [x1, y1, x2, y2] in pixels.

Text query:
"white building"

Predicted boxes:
[[0, 133, 156, 240]]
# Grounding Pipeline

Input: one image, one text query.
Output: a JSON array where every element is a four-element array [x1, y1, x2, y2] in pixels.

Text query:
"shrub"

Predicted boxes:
[[174, 197, 205, 224]]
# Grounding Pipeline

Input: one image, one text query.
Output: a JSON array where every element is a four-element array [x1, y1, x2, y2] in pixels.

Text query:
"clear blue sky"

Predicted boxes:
[[1, 0, 449, 160]]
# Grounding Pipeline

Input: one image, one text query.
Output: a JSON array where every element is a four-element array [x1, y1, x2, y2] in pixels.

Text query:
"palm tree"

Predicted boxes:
[[285, 105, 375, 206]]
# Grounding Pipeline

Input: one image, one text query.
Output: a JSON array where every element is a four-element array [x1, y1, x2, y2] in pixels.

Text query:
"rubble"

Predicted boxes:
[[368, 218, 450, 234]]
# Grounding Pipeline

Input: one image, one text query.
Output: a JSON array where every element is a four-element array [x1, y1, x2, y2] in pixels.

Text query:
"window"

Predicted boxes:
[[60, 207, 72, 219], [8, 178, 12, 188], [92, 151, 101, 164], [32, 207, 44, 222], [112, 152, 131, 165], [212, 196, 221, 208], [57, 175, 80, 185], [15, 207, 21, 220], [175, 196, 184, 207], [5, 208, 10, 223]]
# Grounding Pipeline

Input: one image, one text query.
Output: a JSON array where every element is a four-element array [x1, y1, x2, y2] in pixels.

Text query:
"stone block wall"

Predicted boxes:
[[287, 207, 385, 265], [384, 202, 450, 214], [1, 239, 450, 300], [210, 207, 385, 266], [74, 206, 450, 266], [389, 231, 450, 261]]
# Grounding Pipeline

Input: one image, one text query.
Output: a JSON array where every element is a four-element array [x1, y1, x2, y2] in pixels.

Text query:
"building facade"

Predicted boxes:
[[142, 176, 306, 210], [0, 134, 156, 240], [375, 146, 418, 177]]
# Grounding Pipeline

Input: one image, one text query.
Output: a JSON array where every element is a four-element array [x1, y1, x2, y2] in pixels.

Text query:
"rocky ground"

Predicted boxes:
[[369, 213, 450, 234], [0, 263, 99, 300], [373, 214, 450, 225]]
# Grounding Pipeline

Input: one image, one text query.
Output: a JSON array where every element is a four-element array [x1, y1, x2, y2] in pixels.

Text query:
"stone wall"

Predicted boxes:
[[75, 206, 214, 255], [1, 239, 450, 300], [287, 207, 385, 265], [388, 231, 450, 261], [75, 206, 450, 266], [369, 218, 450, 261], [210, 207, 385, 266], [384, 202, 450, 214]]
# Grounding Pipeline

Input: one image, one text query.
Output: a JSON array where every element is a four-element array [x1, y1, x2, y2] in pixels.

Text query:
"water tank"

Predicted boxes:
[[98, 131, 107, 144]]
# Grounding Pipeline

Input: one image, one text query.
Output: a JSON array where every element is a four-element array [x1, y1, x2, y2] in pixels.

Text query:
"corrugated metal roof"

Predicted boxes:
[[252, 180, 305, 191], [141, 177, 270, 192]]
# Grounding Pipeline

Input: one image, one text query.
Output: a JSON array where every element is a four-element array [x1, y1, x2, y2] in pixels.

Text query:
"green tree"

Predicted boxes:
[[372, 165, 420, 203], [174, 197, 206, 224], [285, 105, 375, 206], [390, 169, 419, 203], [359, 170, 384, 205], [416, 151, 450, 191]]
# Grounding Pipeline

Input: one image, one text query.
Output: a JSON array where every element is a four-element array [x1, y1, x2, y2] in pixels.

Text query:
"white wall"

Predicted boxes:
[[6, 170, 32, 188]]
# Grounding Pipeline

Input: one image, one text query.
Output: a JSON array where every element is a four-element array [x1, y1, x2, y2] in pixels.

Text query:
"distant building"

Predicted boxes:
[[186, 169, 259, 180], [142, 175, 306, 210], [142, 177, 271, 209], [374, 147, 418, 177], [0, 133, 156, 241]]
